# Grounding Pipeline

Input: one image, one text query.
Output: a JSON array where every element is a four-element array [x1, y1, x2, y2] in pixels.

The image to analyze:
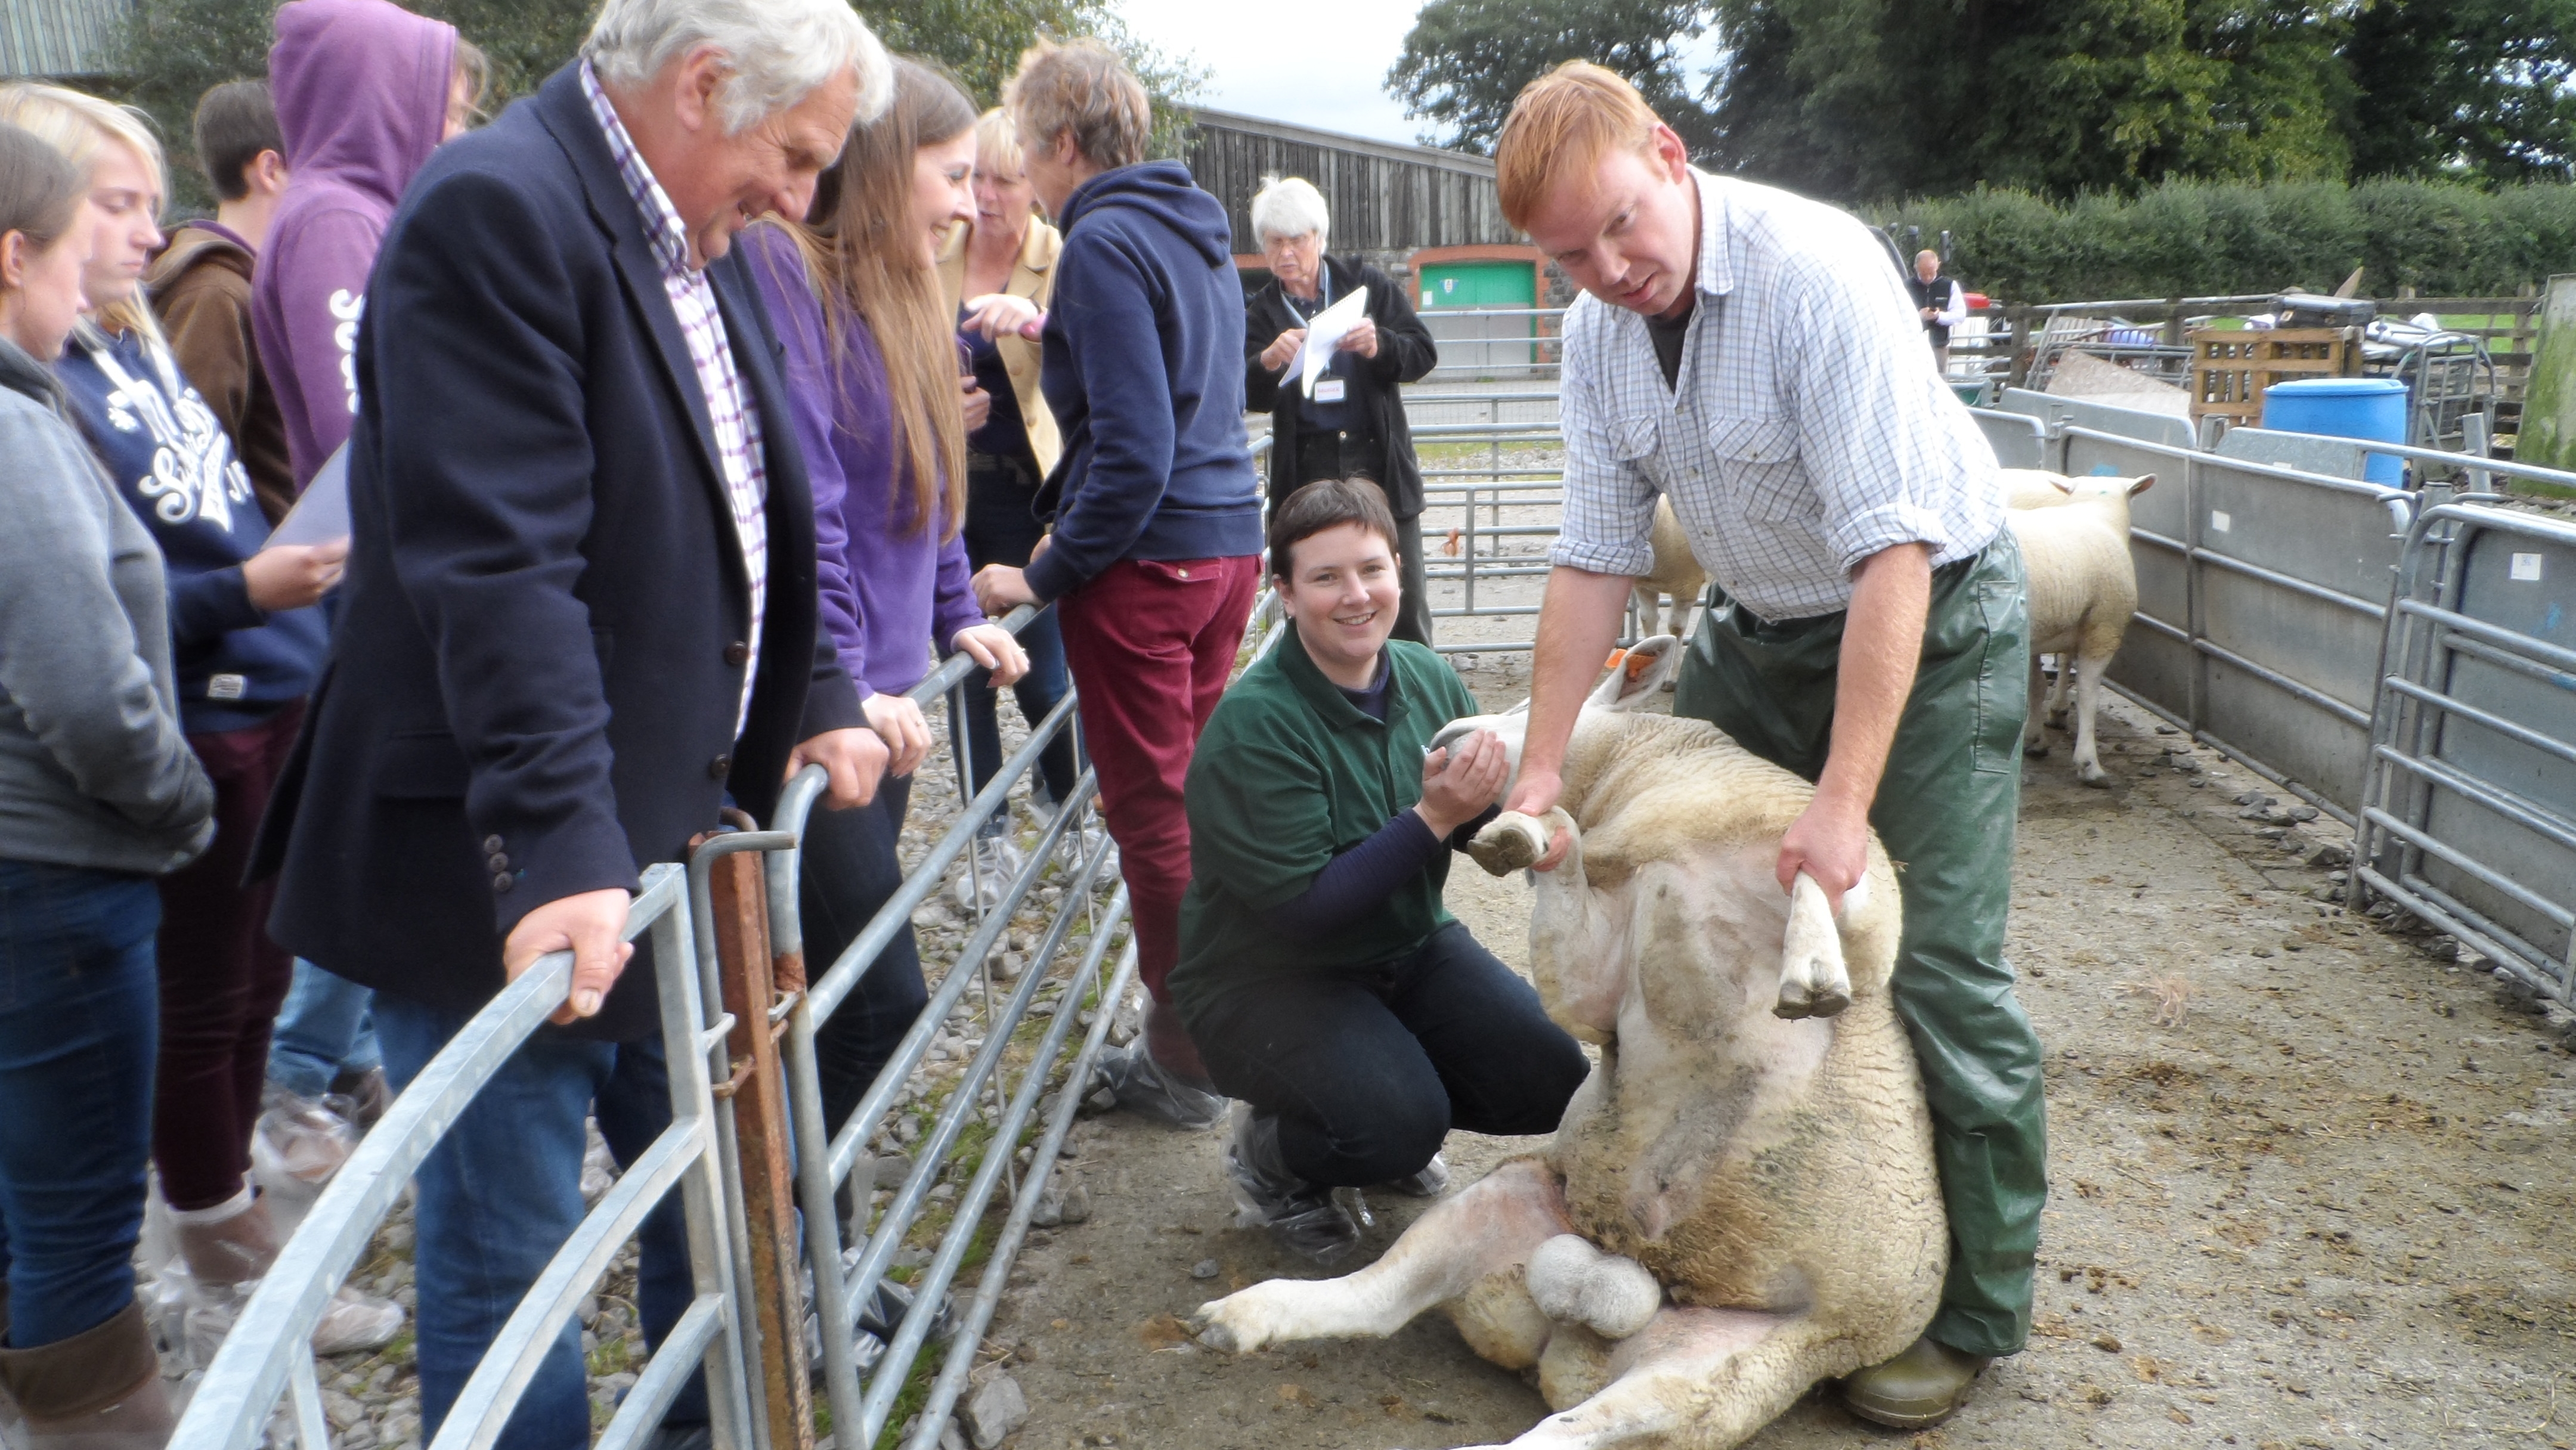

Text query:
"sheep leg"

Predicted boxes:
[[1448, 1306, 1815, 1450], [1773, 870, 1853, 1019], [2046, 654, 2073, 726], [1631, 585, 1662, 639], [1194, 1158, 1570, 1353], [2021, 655, 2051, 756], [2072, 653, 2112, 786]]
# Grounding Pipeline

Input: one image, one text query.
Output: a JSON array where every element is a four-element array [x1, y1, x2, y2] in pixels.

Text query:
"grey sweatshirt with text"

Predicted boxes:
[[0, 333, 214, 873]]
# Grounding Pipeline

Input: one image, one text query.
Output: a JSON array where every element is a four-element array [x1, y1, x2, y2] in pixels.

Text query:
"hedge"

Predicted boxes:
[[1865, 179, 2576, 305]]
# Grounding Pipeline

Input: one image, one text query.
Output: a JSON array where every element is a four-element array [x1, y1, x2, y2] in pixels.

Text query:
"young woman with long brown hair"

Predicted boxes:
[[744, 58, 1029, 1135]]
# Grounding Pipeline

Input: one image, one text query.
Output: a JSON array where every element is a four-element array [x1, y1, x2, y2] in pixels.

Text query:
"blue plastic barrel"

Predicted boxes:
[[2261, 377, 2408, 485]]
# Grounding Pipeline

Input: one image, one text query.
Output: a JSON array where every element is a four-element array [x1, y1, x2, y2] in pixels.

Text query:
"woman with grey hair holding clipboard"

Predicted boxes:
[[1243, 175, 1440, 645]]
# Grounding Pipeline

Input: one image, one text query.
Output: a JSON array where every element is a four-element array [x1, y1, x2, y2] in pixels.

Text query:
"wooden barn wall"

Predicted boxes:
[[1, 0, 126, 79], [1183, 125, 1514, 255]]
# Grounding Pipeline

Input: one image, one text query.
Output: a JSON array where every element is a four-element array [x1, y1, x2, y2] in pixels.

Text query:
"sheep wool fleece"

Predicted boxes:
[[1672, 531, 2044, 1359]]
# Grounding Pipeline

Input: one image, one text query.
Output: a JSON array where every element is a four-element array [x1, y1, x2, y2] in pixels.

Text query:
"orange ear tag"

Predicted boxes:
[[1624, 651, 1656, 683], [1603, 649, 1628, 672]]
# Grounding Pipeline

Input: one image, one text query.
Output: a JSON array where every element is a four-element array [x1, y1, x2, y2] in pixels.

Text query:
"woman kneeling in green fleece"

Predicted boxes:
[[1168, 477, 1589, 1264]]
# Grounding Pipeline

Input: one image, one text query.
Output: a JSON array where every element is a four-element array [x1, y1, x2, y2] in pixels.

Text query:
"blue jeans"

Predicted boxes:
[[376, 994, 703, 1450], [266, 958, 381, 1099], [0, 860, 159, 1348]]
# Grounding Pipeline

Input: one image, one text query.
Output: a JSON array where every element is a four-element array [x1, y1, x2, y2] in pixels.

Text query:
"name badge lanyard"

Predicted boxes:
[[1284, 274, 1347, 404]]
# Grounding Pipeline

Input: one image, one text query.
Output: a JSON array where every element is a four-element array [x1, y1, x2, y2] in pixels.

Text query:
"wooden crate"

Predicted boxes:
[[2188, 327, 2360, 423]]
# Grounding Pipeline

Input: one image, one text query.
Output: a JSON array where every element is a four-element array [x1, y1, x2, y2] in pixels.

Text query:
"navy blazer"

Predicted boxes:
[[255, 64, 863, 1040]]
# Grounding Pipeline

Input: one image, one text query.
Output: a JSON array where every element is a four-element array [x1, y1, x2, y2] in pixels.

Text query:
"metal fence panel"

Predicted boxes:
[[171, 864, 756, 1450], [2360, 505, 2576, 997], [1970, 407, 2046, 469]]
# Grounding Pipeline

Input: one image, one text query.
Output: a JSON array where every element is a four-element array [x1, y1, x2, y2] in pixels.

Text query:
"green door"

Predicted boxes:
[[1417, 261, 1537, 374]]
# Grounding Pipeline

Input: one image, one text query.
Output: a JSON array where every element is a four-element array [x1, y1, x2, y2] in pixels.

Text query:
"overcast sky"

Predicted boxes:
[[1114, 0, 1729, 150], [1114, 0, 1427, 144]]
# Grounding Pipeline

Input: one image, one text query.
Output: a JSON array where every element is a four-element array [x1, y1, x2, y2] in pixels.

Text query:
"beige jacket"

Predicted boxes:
[[937, 215, 1062, 477]]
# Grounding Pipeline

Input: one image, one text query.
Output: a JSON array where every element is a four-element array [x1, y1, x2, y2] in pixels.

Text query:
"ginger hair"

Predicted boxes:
[[1493, 61, 1664, 233]]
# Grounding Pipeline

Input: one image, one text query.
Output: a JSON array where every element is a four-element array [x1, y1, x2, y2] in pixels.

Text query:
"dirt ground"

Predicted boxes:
[[979, 667, 2576, 1450]]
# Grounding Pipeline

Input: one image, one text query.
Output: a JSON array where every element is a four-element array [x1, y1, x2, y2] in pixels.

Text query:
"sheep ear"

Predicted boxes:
[[1591, 634, 1682, 711], [2129, 473, 2157, 496], [2051, 475, 2075, 495]]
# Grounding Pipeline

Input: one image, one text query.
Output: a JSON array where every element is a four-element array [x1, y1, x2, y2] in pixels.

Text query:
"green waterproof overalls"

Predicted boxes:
[[1672, 529, 2046, 1357]]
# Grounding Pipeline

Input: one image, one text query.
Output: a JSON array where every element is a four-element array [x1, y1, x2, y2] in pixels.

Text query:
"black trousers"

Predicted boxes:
[[1185, 922, 1588, 1187], [1283, 429, 1433, 647], [954, 453, 1079, 807], [801, 773, 927, 1134]]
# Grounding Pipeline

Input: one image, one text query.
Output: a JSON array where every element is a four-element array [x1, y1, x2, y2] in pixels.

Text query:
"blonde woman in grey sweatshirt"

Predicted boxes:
[[0, 118, 212, 1450]]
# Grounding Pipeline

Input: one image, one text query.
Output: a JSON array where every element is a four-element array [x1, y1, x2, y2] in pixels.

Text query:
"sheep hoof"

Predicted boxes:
[[1470, 812, 1547, 876], [2023, 739, 2051, 758], [2078, 766, 2111, 788]]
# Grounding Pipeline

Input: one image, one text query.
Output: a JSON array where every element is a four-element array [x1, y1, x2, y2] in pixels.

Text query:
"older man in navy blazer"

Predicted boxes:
[[253, 2, 892, 1445]]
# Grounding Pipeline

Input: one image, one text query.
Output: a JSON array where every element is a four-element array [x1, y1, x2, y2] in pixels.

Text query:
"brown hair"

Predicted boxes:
[[451, 38, 493, 128], [1004, 38, 1148, 172], [1493, 61, 1662, 232], [193, 80, 280, 202], [1269, 477, 1398, 578], [0, 120, 85, 257], [788, 56, 975, 538]]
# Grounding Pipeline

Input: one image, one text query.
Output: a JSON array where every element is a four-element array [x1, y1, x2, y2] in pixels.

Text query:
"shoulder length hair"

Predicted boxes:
[[0, 83, 169, 348], [791, 57, 974, 540]]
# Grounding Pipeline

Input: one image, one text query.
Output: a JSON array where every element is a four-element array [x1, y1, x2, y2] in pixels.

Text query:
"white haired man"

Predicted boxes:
[[250, 2, 891, 1447], [1243, 175, 1440, 645]]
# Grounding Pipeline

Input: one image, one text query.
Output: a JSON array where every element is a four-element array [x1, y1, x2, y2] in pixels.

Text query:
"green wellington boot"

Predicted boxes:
[[1840, 1335, 1994, 1429]]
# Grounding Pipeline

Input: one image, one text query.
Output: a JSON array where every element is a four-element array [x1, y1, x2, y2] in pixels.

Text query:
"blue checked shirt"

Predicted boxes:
[[583, 63, 769, 735], [1551, 169, 2005, 621]]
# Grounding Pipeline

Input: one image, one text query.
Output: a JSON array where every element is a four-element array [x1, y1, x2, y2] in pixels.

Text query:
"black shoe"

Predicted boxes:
[[1225, 1106, 1360, 1265], [1092, 1043, 1226, 1130]]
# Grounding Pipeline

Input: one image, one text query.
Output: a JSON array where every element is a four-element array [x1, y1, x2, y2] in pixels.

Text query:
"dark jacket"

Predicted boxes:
[[55, 320, 329, 734], [253, 64, 863, 1041], [1243, 255, 1438, 519], [1021, 160, 1264, 602], [147, 221, 295, 523]]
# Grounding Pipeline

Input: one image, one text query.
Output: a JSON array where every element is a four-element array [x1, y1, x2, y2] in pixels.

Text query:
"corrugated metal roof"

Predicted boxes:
[[0, 0, 131, 81]]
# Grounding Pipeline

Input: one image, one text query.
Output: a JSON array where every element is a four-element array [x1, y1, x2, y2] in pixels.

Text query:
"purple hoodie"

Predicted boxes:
[[252, 0, 456, 490], [742, 225, 982, 699]]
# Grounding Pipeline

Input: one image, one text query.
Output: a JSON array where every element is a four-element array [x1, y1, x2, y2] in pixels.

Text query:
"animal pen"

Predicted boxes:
[[167, 329, 2576, 1450]]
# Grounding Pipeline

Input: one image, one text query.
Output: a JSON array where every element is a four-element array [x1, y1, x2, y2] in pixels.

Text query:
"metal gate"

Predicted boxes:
[[2357, 503, 2576, 997], [169, 863, 757, 1450]]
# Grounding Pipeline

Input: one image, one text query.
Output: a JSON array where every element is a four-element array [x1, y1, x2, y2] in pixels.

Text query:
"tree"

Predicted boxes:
[[1385, 0, 1718, 157], [114, 0, 1200, 213], [1703, 0, 2353, 202], [2341, 0, 2576, 184]]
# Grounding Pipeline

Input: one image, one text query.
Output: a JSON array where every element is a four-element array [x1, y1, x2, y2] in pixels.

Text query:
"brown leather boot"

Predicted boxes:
[[0, 1300, 174, 1450], [1840, 1334, 1993, 1429]]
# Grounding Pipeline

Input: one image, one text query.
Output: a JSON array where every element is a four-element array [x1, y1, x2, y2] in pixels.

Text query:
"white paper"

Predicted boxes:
[[1295, 286, 1371, 396], [266, 442, 351, 549]]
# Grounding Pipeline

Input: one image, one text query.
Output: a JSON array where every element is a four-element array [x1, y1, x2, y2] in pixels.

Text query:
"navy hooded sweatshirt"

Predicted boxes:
[[1022, 160, 1264, 602], [57, 321, 329, 733]]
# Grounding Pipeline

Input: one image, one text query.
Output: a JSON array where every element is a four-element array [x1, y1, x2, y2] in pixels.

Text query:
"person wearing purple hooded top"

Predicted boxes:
[[742, 58, 1029, 1138], [249, 0, 483, 1145]]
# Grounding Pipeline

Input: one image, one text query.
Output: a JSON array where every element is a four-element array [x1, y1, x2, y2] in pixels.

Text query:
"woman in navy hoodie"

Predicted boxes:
[[1, 84, 397, 1356], [973, 39, 1265, 1129]]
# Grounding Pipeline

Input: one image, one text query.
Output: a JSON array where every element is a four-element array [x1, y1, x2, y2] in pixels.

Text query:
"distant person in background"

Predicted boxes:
[[148, 80, 294, 525], [936, 106, 1083, 905], [973, 38, 1266, 1130], [1243, 175, 1438, 646], [1911, 249, 1965, 375], [0, 115, 213, 1450], [252, 0, 483, 1139]]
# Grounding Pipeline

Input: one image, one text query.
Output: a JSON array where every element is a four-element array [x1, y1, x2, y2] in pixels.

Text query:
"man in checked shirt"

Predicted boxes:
[[1491, 63, 2042, 1429]]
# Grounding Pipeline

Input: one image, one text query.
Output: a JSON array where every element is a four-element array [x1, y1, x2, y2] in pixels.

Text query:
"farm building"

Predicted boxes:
[[0, 0, 125, 82]]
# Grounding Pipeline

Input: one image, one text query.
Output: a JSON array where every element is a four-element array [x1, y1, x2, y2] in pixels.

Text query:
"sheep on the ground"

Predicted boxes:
[[1196, 637, 1943, 1450], [1630, 498, 1705, 645], [2005, 473, 2156, 786]]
